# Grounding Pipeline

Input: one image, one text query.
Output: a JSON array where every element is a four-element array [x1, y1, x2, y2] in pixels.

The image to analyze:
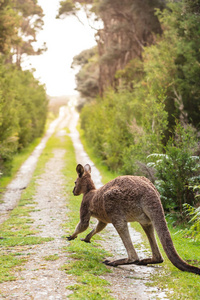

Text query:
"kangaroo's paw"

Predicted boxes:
[[103, 258, 140, 267], [80, 238, 91, 243], [137, 258, 164, 265], [66, 235, 77, 241]]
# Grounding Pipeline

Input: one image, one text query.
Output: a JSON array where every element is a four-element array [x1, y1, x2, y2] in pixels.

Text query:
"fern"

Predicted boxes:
[[184, 203, 200, 241]]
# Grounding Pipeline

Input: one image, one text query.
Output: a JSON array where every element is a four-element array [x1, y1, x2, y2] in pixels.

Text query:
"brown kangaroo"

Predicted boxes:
[[67, 163, 200, 275]]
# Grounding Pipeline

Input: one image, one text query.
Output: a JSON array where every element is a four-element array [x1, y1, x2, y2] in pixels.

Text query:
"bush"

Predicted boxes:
[[147, 124, 200, 212], [80, 84, 168, 174], [81, 89, 134, 171]]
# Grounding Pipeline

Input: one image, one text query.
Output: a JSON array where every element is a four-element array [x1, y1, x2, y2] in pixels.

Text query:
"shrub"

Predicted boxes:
[[0, 60, 48, 174], [147, 124, 200, 212]]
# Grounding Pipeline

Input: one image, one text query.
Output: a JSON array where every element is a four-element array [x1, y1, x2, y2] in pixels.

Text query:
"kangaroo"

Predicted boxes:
[[67, 163, 200, 275]]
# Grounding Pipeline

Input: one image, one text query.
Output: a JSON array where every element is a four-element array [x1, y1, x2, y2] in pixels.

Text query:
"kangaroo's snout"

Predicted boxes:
[[72, 187, 77, 195], [73, 186, 81, 196]]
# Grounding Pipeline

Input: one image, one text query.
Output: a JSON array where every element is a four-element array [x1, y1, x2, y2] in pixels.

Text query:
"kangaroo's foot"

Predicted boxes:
[[66, 235, 77, 241], [137, 258, 164, 265], [103, 258, 140, 267], [80, 238, 91, 243]]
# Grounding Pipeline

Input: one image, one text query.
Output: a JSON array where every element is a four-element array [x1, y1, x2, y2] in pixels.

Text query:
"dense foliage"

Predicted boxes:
[[81, 87, 167, 173], [147, 124, 200, 211], [0, 0, 48, 174]]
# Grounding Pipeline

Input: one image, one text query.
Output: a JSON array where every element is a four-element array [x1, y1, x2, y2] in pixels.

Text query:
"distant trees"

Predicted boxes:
[[71, 47, 99, 106], [0, 0, 48, 174]]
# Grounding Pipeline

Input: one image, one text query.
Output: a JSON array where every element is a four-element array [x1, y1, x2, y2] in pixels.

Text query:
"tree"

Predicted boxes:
[[71, 47, 99, 104], [0, 0, 20, 55], [12, 0, 46, 66], [143, 0, 200, 134], [58, 0, 163, 95], [0, 0, 46, 66]]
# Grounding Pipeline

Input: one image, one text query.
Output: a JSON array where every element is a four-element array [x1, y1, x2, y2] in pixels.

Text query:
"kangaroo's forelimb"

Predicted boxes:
[[66, 235, 77, 241], [66, 211, 90, 241], [66, 221, 88, 240], [81, 221, 107, 243]]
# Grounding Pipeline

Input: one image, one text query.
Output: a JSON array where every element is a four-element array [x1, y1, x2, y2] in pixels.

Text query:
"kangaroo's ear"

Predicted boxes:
[[76, 164, 84, 178], [84, 164, 91, 173]]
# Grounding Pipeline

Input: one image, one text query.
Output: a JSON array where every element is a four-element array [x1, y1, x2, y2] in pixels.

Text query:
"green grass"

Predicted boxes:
[[0, 254, 27, 283], [44, 254, 59, 261]]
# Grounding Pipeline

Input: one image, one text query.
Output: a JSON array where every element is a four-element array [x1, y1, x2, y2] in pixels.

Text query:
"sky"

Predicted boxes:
[[23, 0, 97, 97]]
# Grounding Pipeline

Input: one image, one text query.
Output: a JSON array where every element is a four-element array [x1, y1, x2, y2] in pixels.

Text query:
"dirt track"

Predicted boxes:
[[0, 105, 168, 299]]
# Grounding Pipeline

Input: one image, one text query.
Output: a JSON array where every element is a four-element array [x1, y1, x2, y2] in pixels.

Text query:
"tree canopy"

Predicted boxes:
[[0, 0, 46, 65]]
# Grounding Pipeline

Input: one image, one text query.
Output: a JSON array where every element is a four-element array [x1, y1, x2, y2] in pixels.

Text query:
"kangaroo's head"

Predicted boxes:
[[73, 164, 96, 196]]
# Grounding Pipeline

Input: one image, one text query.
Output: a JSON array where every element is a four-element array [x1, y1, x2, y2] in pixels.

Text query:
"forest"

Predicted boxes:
[[0, 0, 48, 174], [58, 0, 200, 232]]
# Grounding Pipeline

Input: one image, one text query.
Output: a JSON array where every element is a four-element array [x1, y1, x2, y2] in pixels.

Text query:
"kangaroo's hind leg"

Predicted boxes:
[[104, 219, 140, 267], [137, 223, 163, 265], [81, 220, 107, 243]]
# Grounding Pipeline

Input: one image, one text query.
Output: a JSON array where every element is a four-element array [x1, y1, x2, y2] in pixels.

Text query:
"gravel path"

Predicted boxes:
[[0, 105, 168, 299], [0, 148, 75, 299]]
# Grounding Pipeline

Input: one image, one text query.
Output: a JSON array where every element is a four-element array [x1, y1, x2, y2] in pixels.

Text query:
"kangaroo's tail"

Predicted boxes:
[[153, 211, 200, 275]]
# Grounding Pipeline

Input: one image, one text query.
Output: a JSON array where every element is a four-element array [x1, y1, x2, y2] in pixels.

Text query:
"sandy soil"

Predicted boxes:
[[0, 105, 168, 299]]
